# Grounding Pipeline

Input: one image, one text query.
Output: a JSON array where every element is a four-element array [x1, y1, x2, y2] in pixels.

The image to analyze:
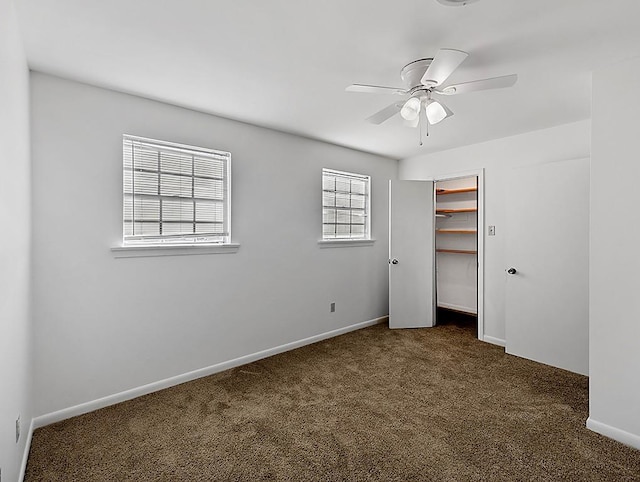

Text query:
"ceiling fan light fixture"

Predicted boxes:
[[400, 97, 421, 121], [425, 99, 453, 125]]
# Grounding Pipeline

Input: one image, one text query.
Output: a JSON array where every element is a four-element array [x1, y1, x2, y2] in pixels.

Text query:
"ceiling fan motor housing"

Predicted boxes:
[[400, 58, 434, 90]]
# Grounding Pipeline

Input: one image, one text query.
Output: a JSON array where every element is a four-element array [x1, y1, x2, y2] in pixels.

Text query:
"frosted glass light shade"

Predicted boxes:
[[425, 99, 453, 125], [400, 97, 421, 121]]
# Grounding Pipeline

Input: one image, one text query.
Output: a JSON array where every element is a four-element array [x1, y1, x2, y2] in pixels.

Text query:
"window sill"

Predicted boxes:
[[111, 243, 240, 258], [317, 239, 376, 248]]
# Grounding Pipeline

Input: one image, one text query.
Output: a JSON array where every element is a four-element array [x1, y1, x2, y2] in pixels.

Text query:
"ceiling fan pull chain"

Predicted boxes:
[[418, 109, 428, 146]]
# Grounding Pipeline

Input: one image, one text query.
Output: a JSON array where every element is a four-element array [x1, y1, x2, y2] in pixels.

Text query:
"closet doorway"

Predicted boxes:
[[434, 171, 484, 340]]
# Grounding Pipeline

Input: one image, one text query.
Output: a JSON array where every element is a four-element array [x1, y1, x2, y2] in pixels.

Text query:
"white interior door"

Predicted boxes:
[[389, 180, 435, 329], [505, 158, 589, 375]]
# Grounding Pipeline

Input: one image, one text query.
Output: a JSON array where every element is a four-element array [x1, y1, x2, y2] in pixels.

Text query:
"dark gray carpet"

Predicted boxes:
[[26, 323, 640, 481]]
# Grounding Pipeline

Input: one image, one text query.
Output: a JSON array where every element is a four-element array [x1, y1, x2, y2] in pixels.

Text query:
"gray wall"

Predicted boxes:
[[30, 73, 397, 418], [589, 55, 640, 448], [0, 0, 32, 480]]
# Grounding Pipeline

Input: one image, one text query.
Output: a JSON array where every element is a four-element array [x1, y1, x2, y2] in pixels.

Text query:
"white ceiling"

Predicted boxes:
[[16, 0, 640, 159]]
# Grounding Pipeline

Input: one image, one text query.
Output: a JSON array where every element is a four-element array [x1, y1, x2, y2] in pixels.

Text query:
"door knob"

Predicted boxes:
[[507, 267, 517, 275], [391, 258, 399, 265]]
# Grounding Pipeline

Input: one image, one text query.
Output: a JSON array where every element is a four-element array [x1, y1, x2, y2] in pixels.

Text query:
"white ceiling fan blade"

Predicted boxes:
[[437, 74, 518, 95], [421, 49, 468, 87], [346, 84, 407, 95], [366, 103, 403, 125]]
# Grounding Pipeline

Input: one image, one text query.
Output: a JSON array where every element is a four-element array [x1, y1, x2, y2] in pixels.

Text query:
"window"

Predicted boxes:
[[322, 169, 370, 240], [123, 135, 231, 245]]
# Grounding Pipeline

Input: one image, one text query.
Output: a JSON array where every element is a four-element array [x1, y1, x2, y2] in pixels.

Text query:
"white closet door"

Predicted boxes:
[[389, 180, 435, 329], [505, 158, 589, 375]]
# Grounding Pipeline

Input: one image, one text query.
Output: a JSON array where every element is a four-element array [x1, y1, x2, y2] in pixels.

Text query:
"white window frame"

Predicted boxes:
[[120, 134, 232, 249], [321, 168, 372, 243]]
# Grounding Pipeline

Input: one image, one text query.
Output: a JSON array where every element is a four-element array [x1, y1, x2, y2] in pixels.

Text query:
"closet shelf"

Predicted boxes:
[[436, 249, 478, 255], [436, 229, 477, 234], [436, 208, 478, 214], [436, 187, 478, 196]]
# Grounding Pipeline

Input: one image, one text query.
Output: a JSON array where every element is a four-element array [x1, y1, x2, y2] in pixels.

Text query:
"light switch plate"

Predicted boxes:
[[488, 225, 496, 236]]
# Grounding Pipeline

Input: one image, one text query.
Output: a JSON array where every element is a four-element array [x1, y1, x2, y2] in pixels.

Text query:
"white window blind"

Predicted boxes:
[[322, 168, 370, 239], [123, 135, 231, 245]]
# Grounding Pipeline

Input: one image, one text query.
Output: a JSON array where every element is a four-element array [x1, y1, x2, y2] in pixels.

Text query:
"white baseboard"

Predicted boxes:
[[19, 417, 35, 482], [437, 302, 477, 315], [34, 316, 388, 429], [482, 335, 506, 347], [586, 417, 640, 450]]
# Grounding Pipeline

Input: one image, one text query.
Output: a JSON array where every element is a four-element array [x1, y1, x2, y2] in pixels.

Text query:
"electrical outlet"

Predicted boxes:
[[488, 225, 496, 236], [16, 415, 20, 443], [330, 302, 336, 313]]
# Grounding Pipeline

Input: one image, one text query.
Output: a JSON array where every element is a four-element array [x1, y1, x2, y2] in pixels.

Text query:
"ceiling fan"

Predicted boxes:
[[346, 49, 517, 129]]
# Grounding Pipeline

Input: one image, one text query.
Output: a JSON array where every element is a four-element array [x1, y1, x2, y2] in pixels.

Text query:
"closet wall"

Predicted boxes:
[[435, 177, 478, 315], [400, 120, 590, 344]]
